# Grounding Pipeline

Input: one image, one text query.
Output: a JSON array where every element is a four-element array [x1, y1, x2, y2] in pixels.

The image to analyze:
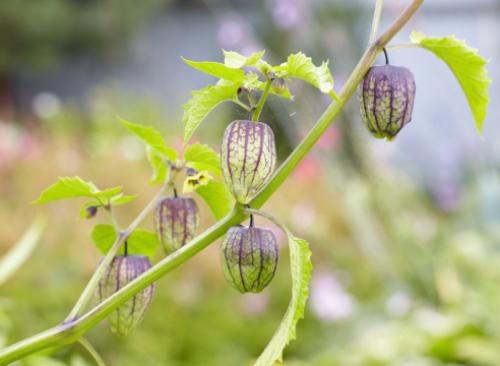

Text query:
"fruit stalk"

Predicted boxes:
[[252, 78, 273, 122]]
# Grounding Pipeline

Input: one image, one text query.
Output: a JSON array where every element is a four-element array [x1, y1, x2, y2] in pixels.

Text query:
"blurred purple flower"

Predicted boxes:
[[217, 16, 245, 49], [431, 181, 461, 212], [216, 12, 264, 56], [310, 269, 356, 322], [267, 0, 307, 30]]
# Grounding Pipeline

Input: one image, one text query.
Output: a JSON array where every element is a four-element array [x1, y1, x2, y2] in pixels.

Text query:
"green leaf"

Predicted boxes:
[[33, 177, 104, 204], [195, 180, 234, 220], [276, 52, 334, 94], [181, 57, 245, 82], [91, 224, 117, 255], [118, 117, 177, 161], [94, 186, 123, 202], [146, 146, 168, 185], [223, 49, 269, 71], [184, 143, 221, 177], [33, 176, 128, 209], [410, 32, 491, 131], [242, 72, 260, 89], [255, 231, 313, 366], [127, 229, 159, 258], [182, 80, 240, 143], [110, 194, 138, 206], [91, 225, 158, 258]]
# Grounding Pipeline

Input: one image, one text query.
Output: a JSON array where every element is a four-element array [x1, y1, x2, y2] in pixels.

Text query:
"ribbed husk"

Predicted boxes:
[[96, 255, 155, 336], [220, 225, 279, 293], [221, 120, 276, 204], [155, 196, 199, 254], [359, 65, 416, 139]]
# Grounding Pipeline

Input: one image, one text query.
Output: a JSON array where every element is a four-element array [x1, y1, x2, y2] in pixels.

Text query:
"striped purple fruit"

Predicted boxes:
[[96, 255, 155, 336], [220, 225, 279, 293], [155, 196, 199, 254], [359, 65, 416, 140], [221, 120, 276, 204]]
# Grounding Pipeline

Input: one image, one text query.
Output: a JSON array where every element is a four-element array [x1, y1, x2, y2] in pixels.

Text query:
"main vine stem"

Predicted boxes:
[[0, 0, 423, 363]]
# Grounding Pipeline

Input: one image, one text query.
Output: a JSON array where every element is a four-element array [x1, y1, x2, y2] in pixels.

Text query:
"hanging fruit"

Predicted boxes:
[[220, 224, 279, 293], [96, 254, 155, 336], [359, 50, 416, 139], [221, 120, 276, 204], [155, 196, 199, 254]]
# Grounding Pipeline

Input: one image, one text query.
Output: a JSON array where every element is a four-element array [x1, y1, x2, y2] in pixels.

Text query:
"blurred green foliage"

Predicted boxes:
[[1, 97, 500, 365], [0, 0, 168, 74]]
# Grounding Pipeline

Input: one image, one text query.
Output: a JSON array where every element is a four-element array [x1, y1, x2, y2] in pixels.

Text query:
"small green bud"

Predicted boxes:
[[272, 78, 287, 94]]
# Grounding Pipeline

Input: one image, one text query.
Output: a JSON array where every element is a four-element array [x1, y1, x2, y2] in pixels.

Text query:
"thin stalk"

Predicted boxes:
[[252, 79, 272, 122], [65, 169, 171, 322], [244, 208, 288, 234], [369, 0, 384, 44], [383, 48, 390, 64], [246, 91, 256, 109], [0, 1, 424, 363], [105, 205, 121, 231], [78, 337, 107, 366], [232, 98, 251, 112]]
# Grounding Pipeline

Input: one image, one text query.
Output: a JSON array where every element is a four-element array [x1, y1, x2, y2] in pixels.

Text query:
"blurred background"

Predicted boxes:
[[0, 0, 499, 365]]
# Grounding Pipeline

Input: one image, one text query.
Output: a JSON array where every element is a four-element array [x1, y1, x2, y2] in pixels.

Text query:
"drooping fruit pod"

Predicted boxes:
[[155, 196, 199, 254], [220, 225, 279, 293], [359, 64, 416, 139], [221, 120, 276, 204], [96, 255, 155, 336]]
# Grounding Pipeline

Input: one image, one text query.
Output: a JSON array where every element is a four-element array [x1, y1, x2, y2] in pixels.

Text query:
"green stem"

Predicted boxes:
[[0, 1, 424, 363], [65, 170, 171, 322], [369, 0, 384, 44], [105, 205, 121, 232], [78, 337, 107, 366], [252, 79, 272, 122], [232, 98, 251, 112], [245, 91, 256, 109], [385, 43, 419, 50]]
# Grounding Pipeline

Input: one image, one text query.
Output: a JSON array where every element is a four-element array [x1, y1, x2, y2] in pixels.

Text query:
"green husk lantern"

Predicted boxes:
[[96, 255, 155, 336], [155, 196, 200, 254], [221, 120, 276, 204], [220, 225, 279, 293], [359, 64, 416, 139]]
